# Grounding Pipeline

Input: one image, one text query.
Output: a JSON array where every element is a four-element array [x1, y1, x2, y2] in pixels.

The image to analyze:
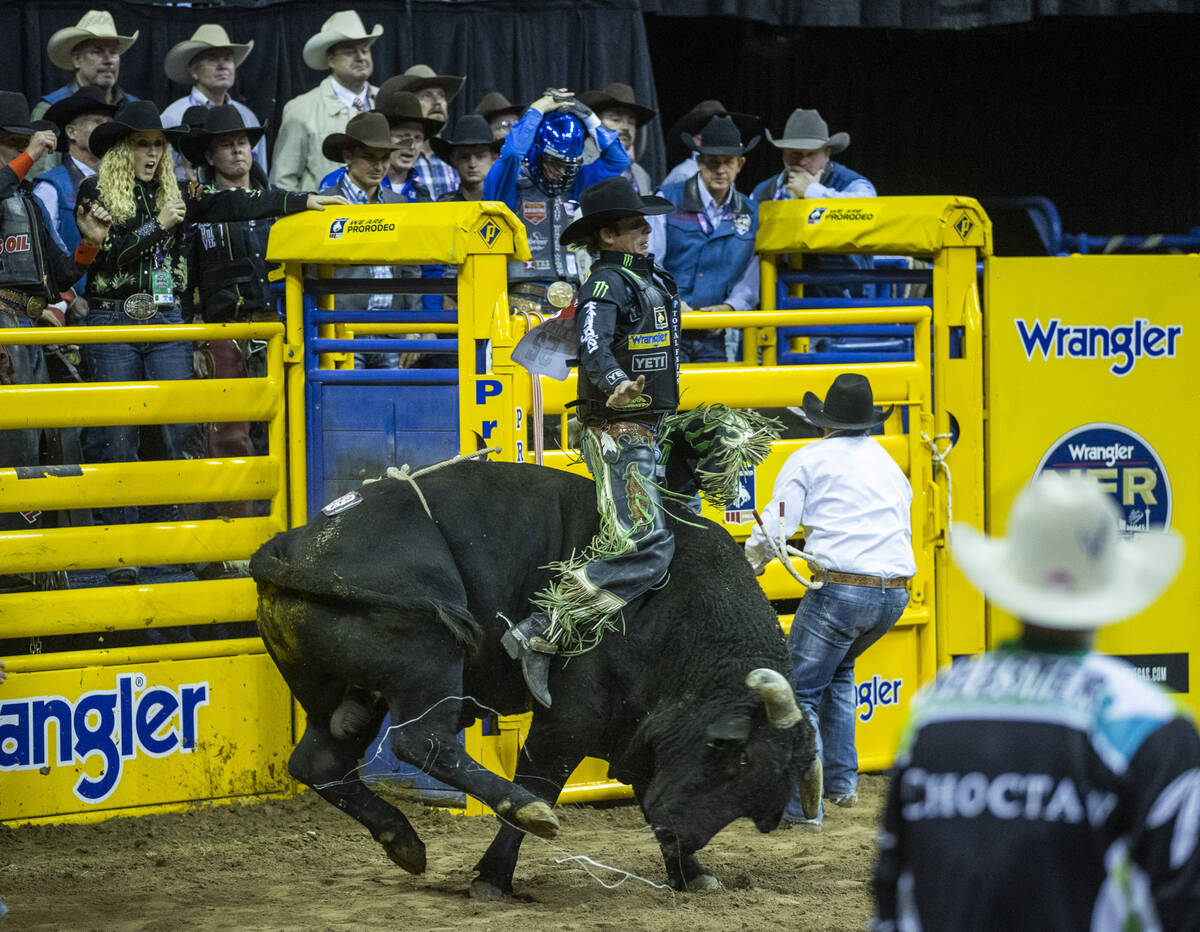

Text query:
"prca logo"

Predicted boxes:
[[328, 218, 348, 240], [807, 207, 826, 225]]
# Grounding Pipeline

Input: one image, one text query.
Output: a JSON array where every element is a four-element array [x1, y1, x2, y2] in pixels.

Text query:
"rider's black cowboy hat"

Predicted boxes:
[[89, 100, 189, 158], [559, 176, 673, 246], [801, 373, 893, 430], [43, 86, 117, 151], [0, 91, 40, 137], [682, 114, 760, 156], [179, 105, 266, 165]]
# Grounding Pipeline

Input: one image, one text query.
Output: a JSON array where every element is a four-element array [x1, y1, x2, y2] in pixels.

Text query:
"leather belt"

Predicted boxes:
[[0, 288, 48, 320], [92, 295, 161, 321], [823, 571, 910, 589]]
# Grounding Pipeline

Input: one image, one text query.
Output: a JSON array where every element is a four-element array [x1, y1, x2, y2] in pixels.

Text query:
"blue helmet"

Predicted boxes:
[[525, 110, 585, 197]]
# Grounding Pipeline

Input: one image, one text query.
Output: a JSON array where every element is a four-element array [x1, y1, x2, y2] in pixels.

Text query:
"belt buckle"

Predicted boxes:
[[24, 295, 47, 321], [122, 293, 158, 321]]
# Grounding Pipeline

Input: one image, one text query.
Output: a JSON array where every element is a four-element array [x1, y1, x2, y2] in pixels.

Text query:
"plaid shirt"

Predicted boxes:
[[412, 151, 459, 201]]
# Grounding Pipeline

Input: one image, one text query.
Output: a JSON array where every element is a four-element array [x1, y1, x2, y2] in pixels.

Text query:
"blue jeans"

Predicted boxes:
[[783, 582, 909, 824], [81, 305, 194, 526], [676, 331, 726, 363]]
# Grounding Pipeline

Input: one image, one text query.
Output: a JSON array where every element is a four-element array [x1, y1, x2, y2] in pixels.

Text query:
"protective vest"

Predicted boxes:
[[575, 251, 681, 420], [657, 175, 757, 308], [0, 193, 49, 295], [33, 161, 85, 254], [507, 176, 581, 284]]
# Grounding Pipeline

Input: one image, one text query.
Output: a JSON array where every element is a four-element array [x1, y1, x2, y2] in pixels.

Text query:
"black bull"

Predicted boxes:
[[251, 460, 821, 896]]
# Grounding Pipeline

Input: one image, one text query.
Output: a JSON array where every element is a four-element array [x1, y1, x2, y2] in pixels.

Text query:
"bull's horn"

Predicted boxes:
[[745, 668, 805, 729]]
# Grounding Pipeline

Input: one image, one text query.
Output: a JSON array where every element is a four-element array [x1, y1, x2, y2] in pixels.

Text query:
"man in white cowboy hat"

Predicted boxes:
[[579, 82, 656, 196], [160, 25, 267, 177], [271, 10, 383, 192], [648, 113, 761, 362], [384, 64, 466, 200], [750, 107, 875, 300], [873, 472, 1197, 931], [746, 372, 915, 831], [31, 10, 141, 174]]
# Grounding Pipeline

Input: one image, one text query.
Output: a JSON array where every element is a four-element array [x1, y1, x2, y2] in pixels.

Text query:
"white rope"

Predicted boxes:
[[922, 431, 955, 535], [362, 446, 503, 518]]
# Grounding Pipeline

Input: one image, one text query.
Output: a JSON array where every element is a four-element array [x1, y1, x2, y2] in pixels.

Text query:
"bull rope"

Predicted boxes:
[[361, 446, 503, 518], [922, 431, 956, 534]]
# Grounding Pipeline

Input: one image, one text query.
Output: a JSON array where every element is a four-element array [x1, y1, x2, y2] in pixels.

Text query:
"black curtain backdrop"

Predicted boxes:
[[10, 0, 668, 180], [647, 13, 1199, 242]]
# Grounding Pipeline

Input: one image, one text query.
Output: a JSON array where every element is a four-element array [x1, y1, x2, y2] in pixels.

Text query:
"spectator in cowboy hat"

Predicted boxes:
[[649, 114, 761, 362], [32, 86, 115, 265], [317, 112, 426, 369], [750, 107, 876, 301], [271, 10, 383, 192], [473, 91, 525, 141], [874, 472, 1197, 930], [160, 25, 267, 177], [661, 99, 757, 187], [77, 99, 344, 585], [318, 88, 442, 201], [431, 114, 501, 202], [579, 82, 656, 195], [383, 64, 465, 199], [32, 10, 140, 175], [746, 372, 915, 832]]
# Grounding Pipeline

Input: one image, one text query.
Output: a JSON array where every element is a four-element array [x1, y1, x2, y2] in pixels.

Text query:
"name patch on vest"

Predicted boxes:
[[628, 331, 670, 350]]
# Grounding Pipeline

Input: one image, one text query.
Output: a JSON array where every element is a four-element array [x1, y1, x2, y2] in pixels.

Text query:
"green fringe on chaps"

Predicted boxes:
[[657, 404, 783, 508], [530, 427, 660, 657]]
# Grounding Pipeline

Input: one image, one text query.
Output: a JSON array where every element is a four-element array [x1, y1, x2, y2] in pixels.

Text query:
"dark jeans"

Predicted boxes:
[[677, 330, 726, 363], [81, 305, 194, 526]]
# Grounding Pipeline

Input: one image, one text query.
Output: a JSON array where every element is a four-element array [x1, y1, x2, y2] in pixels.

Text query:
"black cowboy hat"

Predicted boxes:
[[178, 105, 266, 165], [0, 91, 38, 137], [683, 114, 760, 156], [579, 82, 656, 126], [372, 82, 445, 138], [559, 176, 673, 246], [801, 373, 893, 430], [43, 86, 116, 150], [429, 114, 502, 163], [667, 99, 759, 144], [89, 100, 189, 158], [321, 111, 400, 162], [473, 91, 525, 122]]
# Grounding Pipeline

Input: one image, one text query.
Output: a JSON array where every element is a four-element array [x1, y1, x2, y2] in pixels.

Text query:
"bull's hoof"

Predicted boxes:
[[468, 879, 510, 901], [376, 829, 426, 875], [684, 873, 723, 893], [513, 800, 560, 838]]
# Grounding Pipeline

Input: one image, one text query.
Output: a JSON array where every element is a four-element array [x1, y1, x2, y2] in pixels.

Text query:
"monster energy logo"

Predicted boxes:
[[590, 281, 610, 298], [622, 254, 632, 267]]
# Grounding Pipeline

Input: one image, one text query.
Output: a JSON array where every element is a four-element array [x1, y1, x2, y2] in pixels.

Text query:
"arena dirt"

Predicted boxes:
[[2, 773, 887, 931]]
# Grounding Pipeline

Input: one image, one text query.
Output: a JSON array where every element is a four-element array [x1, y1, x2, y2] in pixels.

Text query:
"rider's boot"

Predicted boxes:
[[501, 611, 557, 709]]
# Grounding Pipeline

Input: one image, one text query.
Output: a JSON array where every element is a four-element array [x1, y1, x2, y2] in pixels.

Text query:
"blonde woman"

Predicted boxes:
[[76, 101, 344, 585]]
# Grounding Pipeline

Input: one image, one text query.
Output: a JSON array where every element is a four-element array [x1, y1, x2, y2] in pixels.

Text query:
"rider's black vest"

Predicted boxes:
[[0, 193, 49, 297], [575, 251, 681, 420]]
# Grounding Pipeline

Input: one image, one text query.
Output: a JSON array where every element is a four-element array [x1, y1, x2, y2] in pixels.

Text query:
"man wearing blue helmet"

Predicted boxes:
[[483, 89, 629, 313]]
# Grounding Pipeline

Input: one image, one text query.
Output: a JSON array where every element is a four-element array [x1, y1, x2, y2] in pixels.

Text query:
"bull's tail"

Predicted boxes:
[[431, 599, 484, 657]]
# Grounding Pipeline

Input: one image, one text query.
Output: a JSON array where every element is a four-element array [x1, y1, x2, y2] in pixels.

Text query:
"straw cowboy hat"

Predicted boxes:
[[372, 82, 446, 137], [321, 111, 399, 162], [163, 25, 254, 86], [48, 10, 139, 71], [801, 373, 892, 430], [179, 104, 266, 165], [429, 114, 502, 163], [302, 10, 383, 71], [951, 472, 1183, 630], [683, 114, 760, 156], [579, 83, 656, 126], [766, 108, 849, 153], [559, 176, 673, 246], [386, 64, 466, 103], [88, 100, 189, 158]]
